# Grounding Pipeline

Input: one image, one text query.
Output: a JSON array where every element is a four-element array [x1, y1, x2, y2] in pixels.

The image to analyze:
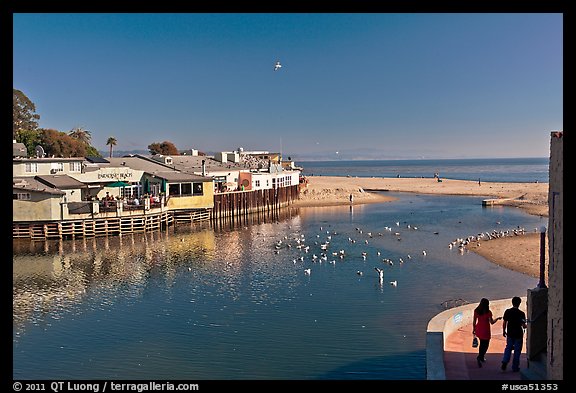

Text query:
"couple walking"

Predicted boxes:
[[472, 296, 527, 372]]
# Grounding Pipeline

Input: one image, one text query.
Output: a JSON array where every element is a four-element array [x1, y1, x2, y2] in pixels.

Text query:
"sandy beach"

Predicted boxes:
[[295, 176, 549, 278], [296, 175, 548, 216]]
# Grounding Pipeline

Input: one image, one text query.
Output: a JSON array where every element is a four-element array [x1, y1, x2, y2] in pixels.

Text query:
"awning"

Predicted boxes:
[[106, 181, 131, 187]]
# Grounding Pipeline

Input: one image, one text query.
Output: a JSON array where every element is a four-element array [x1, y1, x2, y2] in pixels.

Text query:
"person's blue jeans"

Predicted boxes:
[[502, 336, 523, 371]]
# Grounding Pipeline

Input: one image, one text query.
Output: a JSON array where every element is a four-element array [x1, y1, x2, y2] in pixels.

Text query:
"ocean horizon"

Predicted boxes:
[[299, 157, 548, 184]]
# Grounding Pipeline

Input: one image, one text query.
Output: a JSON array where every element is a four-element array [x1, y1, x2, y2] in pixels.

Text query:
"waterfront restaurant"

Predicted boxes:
[[145, 171, 214, 210], [105, 156, 215, 210], [165, 154, 247, 193]]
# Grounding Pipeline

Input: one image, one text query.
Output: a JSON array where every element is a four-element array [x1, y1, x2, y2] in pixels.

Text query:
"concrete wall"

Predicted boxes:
[[426, 297, 527, 380], [547, 132, 563, 380], [13, 197, 63, 221]]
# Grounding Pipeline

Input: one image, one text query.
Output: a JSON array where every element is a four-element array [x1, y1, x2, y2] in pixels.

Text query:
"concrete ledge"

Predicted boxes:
[[426, 297, 527, 380]]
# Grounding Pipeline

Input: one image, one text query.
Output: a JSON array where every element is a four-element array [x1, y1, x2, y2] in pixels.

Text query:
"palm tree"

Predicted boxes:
[[106, 136, 117, 158], [68, 126, 92, 145]]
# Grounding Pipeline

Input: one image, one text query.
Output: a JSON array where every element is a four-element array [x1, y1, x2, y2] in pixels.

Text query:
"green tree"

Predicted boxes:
[[39, 129, 87, 157], [148, 141, 179, 155], [68, 126, 92, 145], [85, 145, 102, 158], [106, 136, 117, 158], [18, 129, 42, 157], [13, 88, 40, 140]]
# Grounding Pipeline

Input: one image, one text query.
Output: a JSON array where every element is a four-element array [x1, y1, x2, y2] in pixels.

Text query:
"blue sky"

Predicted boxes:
[[13, 13, 563, 160]]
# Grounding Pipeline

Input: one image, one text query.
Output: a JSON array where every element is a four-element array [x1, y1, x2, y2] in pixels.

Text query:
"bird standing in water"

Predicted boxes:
[[375, 267, 384, 283]]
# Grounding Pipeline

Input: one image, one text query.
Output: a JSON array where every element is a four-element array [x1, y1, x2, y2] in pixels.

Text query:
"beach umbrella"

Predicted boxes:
[[107, 181, 131, 188]]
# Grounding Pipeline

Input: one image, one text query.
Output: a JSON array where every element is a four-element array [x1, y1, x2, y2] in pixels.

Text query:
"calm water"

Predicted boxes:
[[301, 157, 549, 183], [13, 192, 546, 380]]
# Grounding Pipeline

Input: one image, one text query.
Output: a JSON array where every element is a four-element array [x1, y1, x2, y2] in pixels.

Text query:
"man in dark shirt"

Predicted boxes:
[[501, 296, 527, 372]]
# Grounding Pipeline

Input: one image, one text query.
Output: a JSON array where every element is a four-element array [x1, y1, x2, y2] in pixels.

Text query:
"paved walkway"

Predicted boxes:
[[444, 323, 526, 380]]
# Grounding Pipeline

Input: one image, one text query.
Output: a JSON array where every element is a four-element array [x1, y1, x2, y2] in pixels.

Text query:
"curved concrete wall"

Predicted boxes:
[[426, 297, 527, 380]]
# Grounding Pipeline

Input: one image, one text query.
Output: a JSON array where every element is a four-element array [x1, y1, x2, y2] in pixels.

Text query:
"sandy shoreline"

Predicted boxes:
[[296, 175, 548, 216], [295, 175, 549, 279]]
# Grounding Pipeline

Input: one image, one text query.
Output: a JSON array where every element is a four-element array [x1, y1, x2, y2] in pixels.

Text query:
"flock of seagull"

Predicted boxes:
[[271, 221, 432, 288], [447, 225, 530, 254], [270, 221, 531, 289]]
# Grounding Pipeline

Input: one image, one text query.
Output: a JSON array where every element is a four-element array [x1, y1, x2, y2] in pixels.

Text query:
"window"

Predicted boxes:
[[51, 162, 64, 172], [121, 184, 140, 199], [69, 162, 82, 172], [193, 182, 203, 196], [181, 183, 192, 196], [25, 163, 38, 173], [168, 183, 180, 196], [13, 193, 31, 200], [255, 180, 260, 187]]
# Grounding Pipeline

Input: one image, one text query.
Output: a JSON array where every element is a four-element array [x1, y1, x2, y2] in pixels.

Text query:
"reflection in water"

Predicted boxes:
[[13, 229, 217, 335], [13, 195, 545, 379], [13, 208, 300, 336]]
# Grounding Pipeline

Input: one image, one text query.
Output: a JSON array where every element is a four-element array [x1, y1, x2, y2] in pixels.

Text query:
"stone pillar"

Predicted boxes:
[[547, 131, 563, 380], [526, 287, 548, 360]]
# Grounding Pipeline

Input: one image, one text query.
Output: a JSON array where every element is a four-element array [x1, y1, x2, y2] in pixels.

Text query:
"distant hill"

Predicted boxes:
[[99, 149, 214, 158], [98, 149, 150, 157]]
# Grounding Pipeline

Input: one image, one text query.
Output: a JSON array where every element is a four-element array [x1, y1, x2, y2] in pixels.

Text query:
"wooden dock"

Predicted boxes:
[[13, 185, 299, 240], [13, 211, 173, 240], [211, 185, 298, 221]]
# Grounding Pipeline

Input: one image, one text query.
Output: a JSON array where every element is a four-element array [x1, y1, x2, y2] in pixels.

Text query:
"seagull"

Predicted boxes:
[[304, 268, 311, 275], [274, 60, 282, 71], [357, 271, 363, 276], [375, 267, 384, 281], [390, 280, 398, 287], [422, 250, 427, 256]]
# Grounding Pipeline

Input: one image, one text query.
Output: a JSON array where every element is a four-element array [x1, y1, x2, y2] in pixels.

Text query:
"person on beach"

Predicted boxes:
[[349, 194, 354, 204], [472, 298, 502, 368], [501, 296, 527, 372]]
